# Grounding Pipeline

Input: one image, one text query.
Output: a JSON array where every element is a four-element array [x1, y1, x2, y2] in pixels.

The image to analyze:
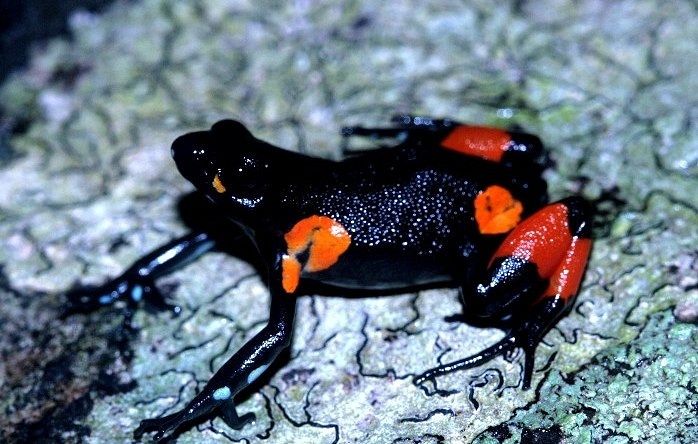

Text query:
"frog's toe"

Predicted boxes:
[[219, 400, 255, 430], [62, 282, 123, 316], [140, 281, 181, 317], [134, 410, 186, 442], [62, 285, 101, 316]]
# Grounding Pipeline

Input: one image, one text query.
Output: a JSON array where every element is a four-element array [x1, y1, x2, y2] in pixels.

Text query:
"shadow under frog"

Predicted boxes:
[[64, 116, 593, 442]]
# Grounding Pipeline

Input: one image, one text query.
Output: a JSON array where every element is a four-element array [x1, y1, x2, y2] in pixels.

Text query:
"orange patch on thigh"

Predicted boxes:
[[474, 185, 523, 234]]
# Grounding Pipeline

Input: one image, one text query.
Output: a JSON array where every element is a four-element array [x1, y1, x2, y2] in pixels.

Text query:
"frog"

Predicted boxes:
[[65, 115, 592, 442]]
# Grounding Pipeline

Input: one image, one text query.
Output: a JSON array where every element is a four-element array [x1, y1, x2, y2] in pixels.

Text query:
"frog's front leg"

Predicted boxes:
[[64, 231, 215, 315], [415, 197, 592, 389], [134, 279, 296, 442]]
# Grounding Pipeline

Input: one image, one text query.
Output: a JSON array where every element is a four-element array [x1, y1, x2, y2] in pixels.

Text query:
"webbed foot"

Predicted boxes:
[[390, 114, 456, 129], [134, 409, 187, 442], [62, 276, 179, 317], [413, 333, 518, 388], [220, 399, 255, 430], [413, 309, 559, 391], [62, 232, 213, 318], [63, 277, 142, 315], [133, 397, 254, 442]]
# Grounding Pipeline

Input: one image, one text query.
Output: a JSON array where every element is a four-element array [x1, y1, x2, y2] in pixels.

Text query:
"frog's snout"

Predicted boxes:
[[171, 120, 254, 182], [171, 130, 209, 162], [171, 130, 215, 187]]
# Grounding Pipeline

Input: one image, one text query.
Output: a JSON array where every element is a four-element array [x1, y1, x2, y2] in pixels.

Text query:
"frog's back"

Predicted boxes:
[[290, 168, 475, 243], [269, 141, 549, 289]]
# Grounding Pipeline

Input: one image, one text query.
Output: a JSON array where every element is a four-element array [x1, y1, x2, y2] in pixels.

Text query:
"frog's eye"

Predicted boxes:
[[211, 119, 253, 141]]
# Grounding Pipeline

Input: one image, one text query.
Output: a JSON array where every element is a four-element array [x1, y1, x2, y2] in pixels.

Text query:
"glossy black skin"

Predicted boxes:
[[64, 116, 584, 442], [174, 119, 547, 291]]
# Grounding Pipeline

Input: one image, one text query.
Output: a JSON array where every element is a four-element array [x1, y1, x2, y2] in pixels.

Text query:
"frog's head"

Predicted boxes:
[[171, 120, 272, 210]]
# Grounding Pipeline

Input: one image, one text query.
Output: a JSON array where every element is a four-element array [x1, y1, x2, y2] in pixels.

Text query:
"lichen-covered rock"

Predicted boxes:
[[0, 0, 696, 442], [474, 311, 697, 444]]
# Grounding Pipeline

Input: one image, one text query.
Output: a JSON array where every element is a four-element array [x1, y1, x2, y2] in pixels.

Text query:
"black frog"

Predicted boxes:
[[66, 116, 592, 442]]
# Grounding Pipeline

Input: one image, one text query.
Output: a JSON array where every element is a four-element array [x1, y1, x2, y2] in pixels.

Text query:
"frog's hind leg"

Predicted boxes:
[[387, 115, 547, 169], [343, 115, 545, 168], [340, 115, 454, 155], [64, 231, 215, 316], [341, 114, 454, 140], [340, 126, 409, 155], [390, 114, 458, 129], [415, 197, 592, 389], [134, 287, 296, 442]]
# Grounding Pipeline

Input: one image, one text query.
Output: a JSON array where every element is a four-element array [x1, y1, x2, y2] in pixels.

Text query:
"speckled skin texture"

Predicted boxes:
[[0, 0, 696, 443], [279, 148, 545, 288]]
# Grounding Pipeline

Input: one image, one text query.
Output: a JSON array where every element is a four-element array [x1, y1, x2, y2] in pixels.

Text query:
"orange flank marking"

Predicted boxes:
[[492, 203, 571, 279], [281, 255, 301, 293], [281, 215, 351, 293], [212, 174, 226, 193], [474, 185, 523, 234], [544, 237, 592, 301], [440, 125, 512, 162]]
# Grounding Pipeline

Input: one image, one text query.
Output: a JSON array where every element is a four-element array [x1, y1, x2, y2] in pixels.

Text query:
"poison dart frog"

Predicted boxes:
[[65, 115, 592, 442]]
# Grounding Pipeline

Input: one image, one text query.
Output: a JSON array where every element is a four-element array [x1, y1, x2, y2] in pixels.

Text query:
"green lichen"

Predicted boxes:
[[475, 311, 697, 443], [0, 0, 696, 442]]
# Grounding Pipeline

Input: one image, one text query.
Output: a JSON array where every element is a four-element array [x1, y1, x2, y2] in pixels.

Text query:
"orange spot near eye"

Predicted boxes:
[[212, 174, 226, 193], [282, 215, 351, 293], [441, 125, 512, 162], [474, 185, 523, 234]]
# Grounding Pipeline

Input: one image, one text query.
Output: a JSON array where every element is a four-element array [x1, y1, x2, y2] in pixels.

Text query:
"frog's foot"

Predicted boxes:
[[134, 410, 184, 442], [340, 115, 452, 140], [341, 125, 407, 139], [63, 232, 213, 317], [219, 399, 255, 430], [134, 398, 254, 442], [63, 277, 145, 315], [340, 115, 457, 154], [413, 333, 518, 388], [420, 198, 592, 390], [63, 276, 178, 317], [138, 281, 181, 316], [390, 114, 456, 129], [414, 296, 573, 390]]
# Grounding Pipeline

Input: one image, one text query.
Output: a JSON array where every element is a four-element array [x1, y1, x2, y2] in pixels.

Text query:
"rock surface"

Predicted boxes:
[[0, 1, 696, 443]]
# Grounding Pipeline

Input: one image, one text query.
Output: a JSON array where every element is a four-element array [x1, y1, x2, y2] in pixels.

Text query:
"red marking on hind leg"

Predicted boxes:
[[491, 203, 571, 279], [440, 125, 512, 162], [542, 237, 591, 302]]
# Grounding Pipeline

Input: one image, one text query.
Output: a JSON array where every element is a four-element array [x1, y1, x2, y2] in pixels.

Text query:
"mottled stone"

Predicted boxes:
[[473, 311, 697, 443], [0, 0, 696, 443]]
